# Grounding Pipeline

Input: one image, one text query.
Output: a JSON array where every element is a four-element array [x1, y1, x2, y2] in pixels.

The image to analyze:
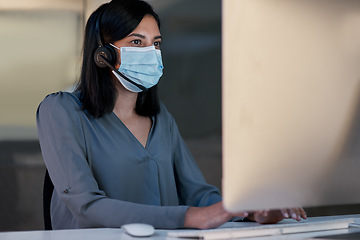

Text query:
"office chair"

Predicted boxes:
[[43, 169, 54, 230]]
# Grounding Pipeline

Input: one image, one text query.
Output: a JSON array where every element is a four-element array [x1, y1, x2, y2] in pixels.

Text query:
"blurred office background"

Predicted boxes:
[[1, 0, 360, 232], [0, 0, 222, 231]]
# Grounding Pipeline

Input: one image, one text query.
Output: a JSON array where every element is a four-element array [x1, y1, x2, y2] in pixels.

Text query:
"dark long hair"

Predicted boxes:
[[76, 0, 161, 118]]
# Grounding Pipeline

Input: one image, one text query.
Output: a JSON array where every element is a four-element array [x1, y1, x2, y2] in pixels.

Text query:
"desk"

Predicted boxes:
[[1, 215, 360, 240]]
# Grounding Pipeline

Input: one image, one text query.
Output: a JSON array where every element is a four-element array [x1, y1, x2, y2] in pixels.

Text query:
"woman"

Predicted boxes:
[[37, 0, 306, 230]]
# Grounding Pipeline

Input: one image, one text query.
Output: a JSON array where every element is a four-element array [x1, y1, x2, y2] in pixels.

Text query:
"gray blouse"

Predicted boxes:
[[36, 91, 221, 229]]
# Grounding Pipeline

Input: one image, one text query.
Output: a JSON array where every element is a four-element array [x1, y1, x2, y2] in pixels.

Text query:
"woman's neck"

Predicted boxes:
[[113, 82, 138, 120]]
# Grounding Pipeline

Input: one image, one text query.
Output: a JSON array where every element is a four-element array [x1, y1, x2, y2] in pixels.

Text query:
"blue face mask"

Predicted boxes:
[[110, 44, 164, 92]]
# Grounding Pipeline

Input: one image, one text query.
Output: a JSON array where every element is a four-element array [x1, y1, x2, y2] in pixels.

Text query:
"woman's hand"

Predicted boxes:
[[247, 208, 307, 224], [184, 202, 307, 229], [184, 201, 249, 229]]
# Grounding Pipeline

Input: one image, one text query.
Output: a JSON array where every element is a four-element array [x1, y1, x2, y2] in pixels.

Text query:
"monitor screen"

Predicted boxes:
[[222, 0, 360, 212]]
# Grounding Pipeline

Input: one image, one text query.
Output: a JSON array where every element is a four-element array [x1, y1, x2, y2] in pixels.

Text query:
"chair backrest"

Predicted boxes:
[[43, 169, 54, 230]]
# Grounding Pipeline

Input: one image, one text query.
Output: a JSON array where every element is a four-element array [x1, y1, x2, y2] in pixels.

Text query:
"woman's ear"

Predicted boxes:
[[114, 47, 121, 69]]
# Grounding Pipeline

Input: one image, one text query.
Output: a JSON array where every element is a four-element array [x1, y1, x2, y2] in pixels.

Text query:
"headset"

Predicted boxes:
[[93, 10, 147, 92]]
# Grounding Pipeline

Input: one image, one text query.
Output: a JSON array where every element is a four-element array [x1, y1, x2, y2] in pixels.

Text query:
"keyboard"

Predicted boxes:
[[167, 218, 355, 239]]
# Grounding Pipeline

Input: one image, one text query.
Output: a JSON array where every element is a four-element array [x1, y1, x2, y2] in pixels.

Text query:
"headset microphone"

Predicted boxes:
[[93, 10, 148, 92], [95, 53, 147, 92]]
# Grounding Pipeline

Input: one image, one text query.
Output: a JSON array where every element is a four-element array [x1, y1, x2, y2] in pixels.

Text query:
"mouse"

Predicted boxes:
[[121, 223, 155, 237]]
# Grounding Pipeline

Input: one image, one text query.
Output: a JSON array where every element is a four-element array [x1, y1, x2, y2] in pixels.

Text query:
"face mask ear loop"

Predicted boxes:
[[109, 43, 120, 50]]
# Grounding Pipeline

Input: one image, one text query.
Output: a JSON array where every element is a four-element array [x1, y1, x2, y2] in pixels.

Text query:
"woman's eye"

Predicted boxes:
[[132, 39, 141, 45], [154, 41, 161, 47]]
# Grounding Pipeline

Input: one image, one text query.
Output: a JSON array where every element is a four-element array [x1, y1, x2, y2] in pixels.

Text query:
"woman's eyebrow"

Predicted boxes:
[[127, 33, 162, 40], [127, 33, 146, 39]]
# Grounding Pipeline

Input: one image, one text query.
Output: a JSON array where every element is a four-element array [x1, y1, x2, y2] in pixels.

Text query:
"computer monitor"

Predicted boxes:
[[222, 0, 360, 212]]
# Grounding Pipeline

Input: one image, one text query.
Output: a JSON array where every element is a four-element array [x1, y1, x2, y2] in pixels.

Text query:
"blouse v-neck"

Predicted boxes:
[[110, 112, 155, 149]]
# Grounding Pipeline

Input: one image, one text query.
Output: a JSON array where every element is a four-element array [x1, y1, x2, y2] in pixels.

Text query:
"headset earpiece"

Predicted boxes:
[[94, 8, 117, 68], [94, 44, 117, 68]]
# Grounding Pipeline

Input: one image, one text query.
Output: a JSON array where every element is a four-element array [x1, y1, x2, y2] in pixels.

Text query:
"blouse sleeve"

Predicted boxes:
[[37, 92, 188, 229], [169, 113, 222, 207]]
